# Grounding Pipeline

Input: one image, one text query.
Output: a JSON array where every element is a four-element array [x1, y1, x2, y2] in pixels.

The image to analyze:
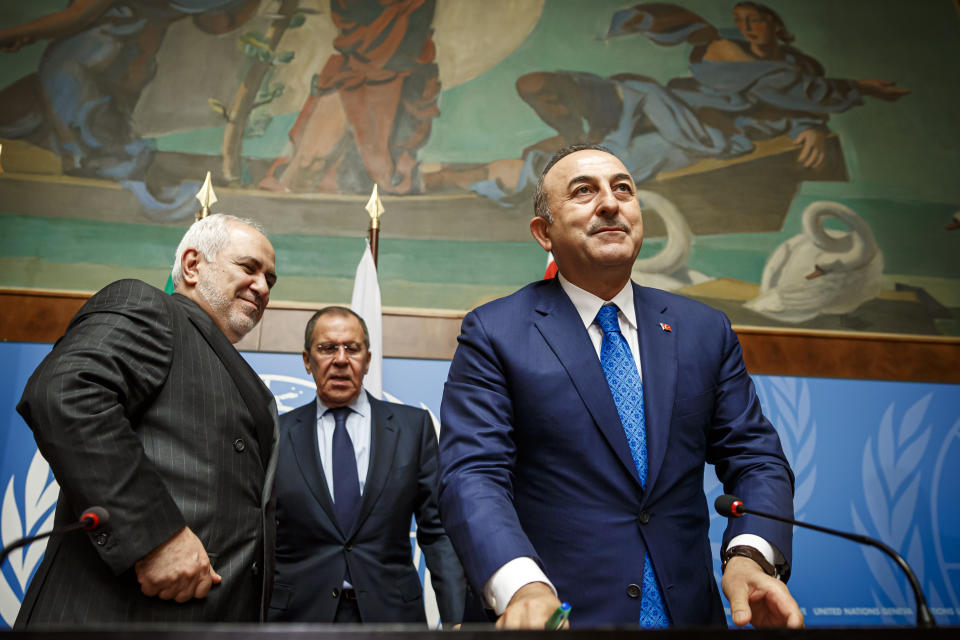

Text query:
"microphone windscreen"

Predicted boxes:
[[714, 494, 741, 517], [80, 506, 110, 531]]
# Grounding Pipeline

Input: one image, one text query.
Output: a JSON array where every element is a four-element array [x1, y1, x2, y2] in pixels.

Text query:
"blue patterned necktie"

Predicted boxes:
[[594, 304, 670, 629], [329, 406, 361, 534]]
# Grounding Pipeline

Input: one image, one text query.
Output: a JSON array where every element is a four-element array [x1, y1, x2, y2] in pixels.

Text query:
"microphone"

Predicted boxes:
[[715, 494, 935, 628], [79, 506, 109, 531], [0, 506, 110, 566]]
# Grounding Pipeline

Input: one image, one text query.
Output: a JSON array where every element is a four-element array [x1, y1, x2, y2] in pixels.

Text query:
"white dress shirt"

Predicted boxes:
[[483, 276, 781, 615]]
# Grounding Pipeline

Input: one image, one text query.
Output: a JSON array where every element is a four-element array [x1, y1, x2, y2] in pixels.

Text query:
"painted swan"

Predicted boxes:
[[745, 201, 884, 323], [631, 190, 711, 291]]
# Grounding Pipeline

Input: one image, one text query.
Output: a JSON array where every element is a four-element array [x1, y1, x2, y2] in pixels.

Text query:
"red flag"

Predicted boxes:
[[544, 252, 558, 279]]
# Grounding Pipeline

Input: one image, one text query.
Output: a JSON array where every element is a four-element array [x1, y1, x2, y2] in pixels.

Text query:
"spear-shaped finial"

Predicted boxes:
[[364, 184, 385, 267], [365, 183, 385, 229], [195, 171, 218, 221]]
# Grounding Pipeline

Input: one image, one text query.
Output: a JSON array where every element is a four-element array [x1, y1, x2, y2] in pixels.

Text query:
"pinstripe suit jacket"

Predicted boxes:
[[15, 279, 279, 626]]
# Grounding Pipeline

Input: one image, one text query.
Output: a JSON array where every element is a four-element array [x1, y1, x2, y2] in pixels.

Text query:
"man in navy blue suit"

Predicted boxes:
[[439, 144, 803, 629], [270, 307, 464, 624]]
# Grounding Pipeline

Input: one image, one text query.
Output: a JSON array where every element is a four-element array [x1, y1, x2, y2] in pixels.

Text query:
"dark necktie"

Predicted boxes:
[[329, 406, 361, 534], [595, 304, 670, 629]]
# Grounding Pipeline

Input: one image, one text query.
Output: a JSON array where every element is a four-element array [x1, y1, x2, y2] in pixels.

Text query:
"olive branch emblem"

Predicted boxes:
[[851, 394, 932, 623], [1, 449, 59, 628]]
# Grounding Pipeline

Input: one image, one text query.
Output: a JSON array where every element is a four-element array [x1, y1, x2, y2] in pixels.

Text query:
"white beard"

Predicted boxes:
[[196, 276, 259, 340]]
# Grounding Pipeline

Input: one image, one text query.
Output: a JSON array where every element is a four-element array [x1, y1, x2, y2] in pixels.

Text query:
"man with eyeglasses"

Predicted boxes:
[[268, 306, 465, 625]]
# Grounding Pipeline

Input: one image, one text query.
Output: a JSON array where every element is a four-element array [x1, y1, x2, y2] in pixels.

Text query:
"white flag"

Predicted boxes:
[[350, 240, 382, 399]]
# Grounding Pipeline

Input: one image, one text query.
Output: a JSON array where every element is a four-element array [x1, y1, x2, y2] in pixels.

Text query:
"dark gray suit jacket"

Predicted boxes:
[[15, 279, 278, 625], [269, 394, 465, 624]]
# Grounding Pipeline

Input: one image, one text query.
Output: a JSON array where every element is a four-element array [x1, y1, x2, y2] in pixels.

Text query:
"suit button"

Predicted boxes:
[[346, 545, 353, 552], [94, 532, 108, 546], [233, 438, 246, 452], [638, 510, 650, 525], [332, 588, 340, 598], [251, 561, 259, 576], [626, 583, 642, 599]]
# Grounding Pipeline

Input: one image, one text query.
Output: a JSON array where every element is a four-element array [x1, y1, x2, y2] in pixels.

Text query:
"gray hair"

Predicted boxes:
[[170, 213, 263, 288], [533, 143, 614, 222], [304, 306, 371, 352]]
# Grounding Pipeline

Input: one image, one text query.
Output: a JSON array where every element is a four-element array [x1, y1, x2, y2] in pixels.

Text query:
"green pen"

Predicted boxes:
[[545, 601, 571, 630]]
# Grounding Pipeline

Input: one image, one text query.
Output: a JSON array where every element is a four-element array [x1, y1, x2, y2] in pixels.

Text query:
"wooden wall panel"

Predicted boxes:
[[0, 290, 87, 343], [3, 289, 958, 383], [736, 327, 960, 383]]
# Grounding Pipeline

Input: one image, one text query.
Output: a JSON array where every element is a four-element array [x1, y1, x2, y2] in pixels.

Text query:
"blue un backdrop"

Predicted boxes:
[[2, 342, 958, 628]]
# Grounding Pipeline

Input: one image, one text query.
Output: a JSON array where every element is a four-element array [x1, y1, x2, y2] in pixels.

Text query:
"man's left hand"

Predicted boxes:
[[722, 555, 804, 628]]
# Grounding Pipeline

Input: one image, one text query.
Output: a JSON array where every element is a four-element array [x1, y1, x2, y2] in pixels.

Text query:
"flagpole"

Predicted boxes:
[[369, 216, 380, 269], [353, 184, 385, 399]]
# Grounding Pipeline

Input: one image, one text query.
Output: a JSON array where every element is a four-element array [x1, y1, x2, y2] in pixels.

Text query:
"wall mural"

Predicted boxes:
[[0, 0, 958, 335]]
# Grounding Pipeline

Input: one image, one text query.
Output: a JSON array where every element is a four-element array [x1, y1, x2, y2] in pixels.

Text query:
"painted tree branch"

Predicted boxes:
[[221, 0, 299, 185]]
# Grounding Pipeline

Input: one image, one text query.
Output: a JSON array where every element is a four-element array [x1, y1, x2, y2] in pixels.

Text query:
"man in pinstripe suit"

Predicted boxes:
[[15, 214, 279, 625]]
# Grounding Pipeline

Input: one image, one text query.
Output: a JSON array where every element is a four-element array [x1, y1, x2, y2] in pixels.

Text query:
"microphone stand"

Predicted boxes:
[[1, 508, 108, 566], [718, 496, 936, 628]]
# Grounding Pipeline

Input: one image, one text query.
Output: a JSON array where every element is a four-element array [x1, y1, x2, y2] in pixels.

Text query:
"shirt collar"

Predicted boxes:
[[557, 273, 637, 331], [317, 389, 370, 421]]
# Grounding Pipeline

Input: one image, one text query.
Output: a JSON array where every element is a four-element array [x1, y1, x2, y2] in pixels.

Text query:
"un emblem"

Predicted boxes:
[[1, 450, 59, 628]]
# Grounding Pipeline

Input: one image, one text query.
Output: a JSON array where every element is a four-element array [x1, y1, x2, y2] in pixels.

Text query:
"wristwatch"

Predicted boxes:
[[721, 545, 779, 579]]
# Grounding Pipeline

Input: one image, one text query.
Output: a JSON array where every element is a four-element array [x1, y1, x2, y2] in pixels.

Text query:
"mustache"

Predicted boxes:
[[587, 219, 629, 234], [238, 292, 265, 315]]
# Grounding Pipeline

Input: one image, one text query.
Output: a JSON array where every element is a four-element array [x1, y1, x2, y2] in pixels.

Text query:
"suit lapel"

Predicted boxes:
[[533, 281, 642, 488], [633, 284, 677, 498], [172, 294, 275, 467], [261, 399, 280, 510], [287, 400, 340, 529], [351, 394, 399, 536]]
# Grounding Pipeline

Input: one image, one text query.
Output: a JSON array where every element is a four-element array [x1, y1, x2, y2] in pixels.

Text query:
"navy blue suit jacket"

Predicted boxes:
[[439, 279, 794, 627], [269, 394, 465, 624]]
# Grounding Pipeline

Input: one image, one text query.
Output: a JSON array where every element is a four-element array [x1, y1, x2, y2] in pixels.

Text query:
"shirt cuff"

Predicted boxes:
[[727, 533, 785, 567], [483, 557, 556, 616]]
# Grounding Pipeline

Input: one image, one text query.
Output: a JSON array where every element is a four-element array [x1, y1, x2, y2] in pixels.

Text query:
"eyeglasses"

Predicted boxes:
[[314, 342, 367, 359]]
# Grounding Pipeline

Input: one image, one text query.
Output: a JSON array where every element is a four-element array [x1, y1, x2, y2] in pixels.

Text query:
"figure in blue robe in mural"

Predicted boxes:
[[0, 0, 259, 219], [471, 2, 908, 205]]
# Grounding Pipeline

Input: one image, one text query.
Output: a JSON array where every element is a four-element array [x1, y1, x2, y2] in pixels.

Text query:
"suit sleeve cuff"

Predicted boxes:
[[483, 557, 556, 616]]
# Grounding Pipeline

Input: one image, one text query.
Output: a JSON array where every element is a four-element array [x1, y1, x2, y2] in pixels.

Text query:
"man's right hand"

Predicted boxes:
[[134, 527, 222, 602], [496, 581, 566, 630]]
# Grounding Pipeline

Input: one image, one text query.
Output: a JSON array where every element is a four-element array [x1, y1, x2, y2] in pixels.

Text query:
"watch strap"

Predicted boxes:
[[721, 545, 779, 579]]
